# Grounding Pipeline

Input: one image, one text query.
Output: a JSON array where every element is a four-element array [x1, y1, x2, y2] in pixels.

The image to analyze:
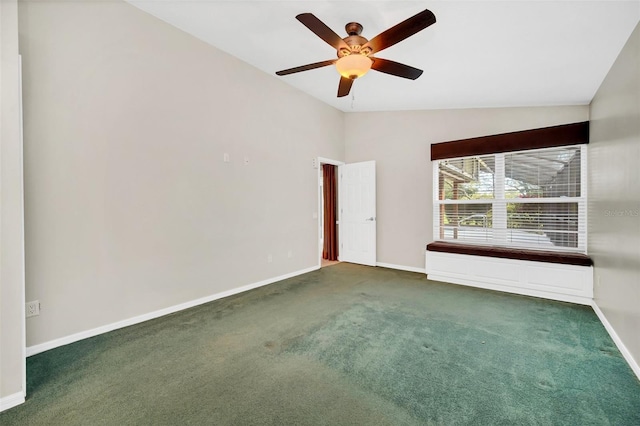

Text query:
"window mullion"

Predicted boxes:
[[578, 145, 588, 251], [433, 160, 441, 240], [493, 154, 507, 244]]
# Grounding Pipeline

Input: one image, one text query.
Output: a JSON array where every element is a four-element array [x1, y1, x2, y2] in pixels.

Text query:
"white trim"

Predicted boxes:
[[19, 53, 27, 399], [425, 251, 593, 306], [591, 302, 640, 381], [317, 157, 344, 167], [376, 262, 426, 274], [433, 162, 440, 241], [26, 265, 319, 357], [0, 392, 25, 413], [436, 196, 584, 205], [579, 144, 588, 250], [427, 273, 593, 306]]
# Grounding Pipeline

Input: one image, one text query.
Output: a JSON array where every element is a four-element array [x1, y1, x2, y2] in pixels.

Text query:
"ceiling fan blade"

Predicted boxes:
[[275, 59, 336, 76], [337, 77, 354, 98], [363, 9, 436, 54], [296, 13, 350, 51], [371, 57, 423, 80]]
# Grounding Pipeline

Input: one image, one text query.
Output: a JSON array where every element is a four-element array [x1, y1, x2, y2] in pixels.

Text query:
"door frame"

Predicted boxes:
[[317, 157, 344, 268]]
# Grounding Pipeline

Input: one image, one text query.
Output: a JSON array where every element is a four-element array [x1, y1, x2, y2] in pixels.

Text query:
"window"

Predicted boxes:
[[434, 145, 586, 253]]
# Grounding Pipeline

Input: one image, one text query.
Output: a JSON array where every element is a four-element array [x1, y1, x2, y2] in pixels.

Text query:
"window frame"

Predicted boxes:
[[431, 122, 589, 254]]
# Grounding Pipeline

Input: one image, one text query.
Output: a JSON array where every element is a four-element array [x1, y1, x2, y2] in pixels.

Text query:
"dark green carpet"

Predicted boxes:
[[2, 263, 639, 425]]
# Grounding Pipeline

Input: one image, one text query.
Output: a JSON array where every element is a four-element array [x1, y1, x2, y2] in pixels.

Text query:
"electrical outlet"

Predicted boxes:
[[288, 250, 293, 258], [223, 153, 230, 163], [244, 156, 250, 165], [312, 158, 318, 169], [26, 300, 40, 318], [268, 254, 273, 263]]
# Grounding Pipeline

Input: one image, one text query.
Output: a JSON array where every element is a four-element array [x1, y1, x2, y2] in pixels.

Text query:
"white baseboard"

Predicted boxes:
[[591, 302, 640, 381], [376, 262, 426, 274], [26, 265, 319, 357], [0, 391, 25, 413]]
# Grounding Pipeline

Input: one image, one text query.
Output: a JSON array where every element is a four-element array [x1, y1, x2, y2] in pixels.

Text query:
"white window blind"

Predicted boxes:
[[433, 145, 587, 252]]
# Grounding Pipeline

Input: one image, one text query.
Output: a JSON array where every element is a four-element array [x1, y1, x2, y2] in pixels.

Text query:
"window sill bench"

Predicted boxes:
[[426, 242, 592, 266], [425, 242, 593, 305]]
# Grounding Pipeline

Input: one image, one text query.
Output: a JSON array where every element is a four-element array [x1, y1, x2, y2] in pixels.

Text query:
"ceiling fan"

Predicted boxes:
[[275, 9, 436, 98]]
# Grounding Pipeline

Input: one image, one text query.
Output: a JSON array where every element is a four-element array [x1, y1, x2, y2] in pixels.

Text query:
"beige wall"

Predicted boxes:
[[344, 106, 589, 269], [589, 23, 640, 367], [1, 0, 26, 403], [19, 0, 344, 347], [15, 0, 633, 371]]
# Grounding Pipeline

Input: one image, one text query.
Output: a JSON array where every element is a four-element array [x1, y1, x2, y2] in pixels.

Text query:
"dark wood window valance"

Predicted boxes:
[[431, 121, 589, 160]]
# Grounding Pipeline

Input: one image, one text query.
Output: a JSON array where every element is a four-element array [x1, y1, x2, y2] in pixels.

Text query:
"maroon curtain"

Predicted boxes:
[[322, 164, 338, 260]]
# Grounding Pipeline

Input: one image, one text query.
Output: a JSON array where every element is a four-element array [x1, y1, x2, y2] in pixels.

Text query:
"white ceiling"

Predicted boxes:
[[128, 1, 640, 112]]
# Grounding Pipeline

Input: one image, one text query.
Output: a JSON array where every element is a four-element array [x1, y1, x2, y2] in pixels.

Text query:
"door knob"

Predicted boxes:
[[366, 217, 376, 221]]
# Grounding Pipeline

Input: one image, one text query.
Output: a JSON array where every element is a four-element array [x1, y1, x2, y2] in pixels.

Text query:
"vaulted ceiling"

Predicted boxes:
[[128, 1, 640, 112]]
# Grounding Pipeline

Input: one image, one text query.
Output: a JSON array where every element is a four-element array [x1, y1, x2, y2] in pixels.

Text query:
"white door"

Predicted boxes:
[[339, 161, 376, 266]]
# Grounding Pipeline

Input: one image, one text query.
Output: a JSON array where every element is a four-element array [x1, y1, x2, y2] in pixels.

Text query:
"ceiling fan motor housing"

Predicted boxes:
[[339, 22, 371, 58]]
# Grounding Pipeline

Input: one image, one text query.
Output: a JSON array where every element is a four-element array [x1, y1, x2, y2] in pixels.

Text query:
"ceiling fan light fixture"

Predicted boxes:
[[276, 9, 436, 97], [335, 54, 372, 79]]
